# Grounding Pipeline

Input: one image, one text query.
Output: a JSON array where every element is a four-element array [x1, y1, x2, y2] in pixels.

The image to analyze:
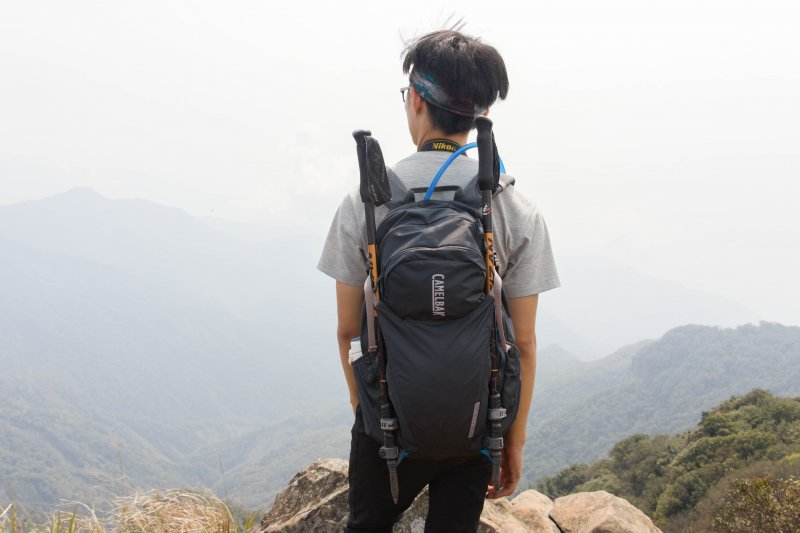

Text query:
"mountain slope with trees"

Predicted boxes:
[[536, 389, 800, 531], [525, 322, 800, 488]]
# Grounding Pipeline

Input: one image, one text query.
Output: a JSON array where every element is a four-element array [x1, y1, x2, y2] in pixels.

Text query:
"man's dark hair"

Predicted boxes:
[[402, 30, 509, 135]]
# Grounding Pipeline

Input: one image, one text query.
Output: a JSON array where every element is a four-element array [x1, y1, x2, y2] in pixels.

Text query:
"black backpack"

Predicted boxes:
[[352, 118, 520, 501]]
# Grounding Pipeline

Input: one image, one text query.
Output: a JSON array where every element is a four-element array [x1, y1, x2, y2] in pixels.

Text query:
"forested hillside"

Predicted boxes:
[[0, 376, 187, 511], [536, 390, 800, 531], [4, 320, 799, 511], [525, 322, 800, 488]]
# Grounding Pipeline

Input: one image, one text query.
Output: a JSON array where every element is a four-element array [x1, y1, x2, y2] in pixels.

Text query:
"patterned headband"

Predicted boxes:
[[409, 69, 486, 118]]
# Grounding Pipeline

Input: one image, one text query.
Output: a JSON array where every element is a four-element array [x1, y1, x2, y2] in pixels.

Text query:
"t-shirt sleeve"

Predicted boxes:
[[502, 206, 561, 298], [317, 194, 368, 287]]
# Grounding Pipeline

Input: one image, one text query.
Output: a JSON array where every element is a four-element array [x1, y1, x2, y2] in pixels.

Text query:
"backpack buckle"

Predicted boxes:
[[483, 436, 504, 451], [380, 417, 398, 431], [379, 445, 399, 460], [488, 407, 507, 421]]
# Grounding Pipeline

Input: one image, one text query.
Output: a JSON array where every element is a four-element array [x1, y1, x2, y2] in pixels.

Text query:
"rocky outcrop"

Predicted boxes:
[[477, 491, 559, 533], [550, 491, 662, 533], [261, 459, 349, 531], [259, 459, 661, 532]]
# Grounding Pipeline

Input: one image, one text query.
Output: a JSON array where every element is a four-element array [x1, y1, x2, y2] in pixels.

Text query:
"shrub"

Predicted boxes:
[[711, 475, 800, 532]]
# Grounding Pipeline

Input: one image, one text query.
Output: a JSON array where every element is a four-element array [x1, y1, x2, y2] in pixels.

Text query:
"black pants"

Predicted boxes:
[[346, 407, 492, 533]]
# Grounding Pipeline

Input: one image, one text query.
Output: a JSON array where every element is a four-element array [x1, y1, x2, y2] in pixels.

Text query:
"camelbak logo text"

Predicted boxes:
[[432, 274, 445, 317]]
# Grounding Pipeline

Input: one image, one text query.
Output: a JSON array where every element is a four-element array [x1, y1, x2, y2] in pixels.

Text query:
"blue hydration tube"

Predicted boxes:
[[423, 143, 506, 200]]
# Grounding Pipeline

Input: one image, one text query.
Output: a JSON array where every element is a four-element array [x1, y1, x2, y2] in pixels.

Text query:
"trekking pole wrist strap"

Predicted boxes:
[[492, 269, 510, 351], [364, 277, 378, 352]]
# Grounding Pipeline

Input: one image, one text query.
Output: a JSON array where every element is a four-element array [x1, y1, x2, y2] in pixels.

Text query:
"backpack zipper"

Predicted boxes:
[[381, 245, 485, 279]]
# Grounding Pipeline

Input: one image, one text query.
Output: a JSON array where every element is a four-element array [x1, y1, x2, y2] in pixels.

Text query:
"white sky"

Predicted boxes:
[[1, 1, 799, 324]]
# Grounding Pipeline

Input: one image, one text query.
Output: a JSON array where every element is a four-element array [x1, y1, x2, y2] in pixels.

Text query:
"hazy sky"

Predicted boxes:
[[1, 1, 799, 325]]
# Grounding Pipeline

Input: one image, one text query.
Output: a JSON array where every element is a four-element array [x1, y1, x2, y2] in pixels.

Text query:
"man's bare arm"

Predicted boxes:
[[490, 293, 538, 498], [336, 280, 365, 413]]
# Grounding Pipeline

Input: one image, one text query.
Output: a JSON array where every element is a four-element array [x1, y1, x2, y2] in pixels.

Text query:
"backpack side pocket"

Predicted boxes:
[[498, 342, 521, 436], [351, 351, 383, 443]]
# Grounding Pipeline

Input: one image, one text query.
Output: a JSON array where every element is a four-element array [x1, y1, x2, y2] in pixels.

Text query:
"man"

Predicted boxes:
[[318, 29, 560, 532]]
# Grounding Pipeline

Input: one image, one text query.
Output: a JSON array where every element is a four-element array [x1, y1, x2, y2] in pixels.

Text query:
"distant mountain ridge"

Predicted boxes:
[[0, 188, 345, 509], [542, 255, 761, 358], [0, 187, 762, 360]]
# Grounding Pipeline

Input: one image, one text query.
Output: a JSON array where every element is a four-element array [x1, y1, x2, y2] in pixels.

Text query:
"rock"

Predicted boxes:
[[508, 491, 560, 532], [261, 458, 349, 532], [550, 491, 661, 533], [478, 494, 560, 532], [392, 487, 428, 532], [373, 488, 557, 533], [260, 461, 661, 533]]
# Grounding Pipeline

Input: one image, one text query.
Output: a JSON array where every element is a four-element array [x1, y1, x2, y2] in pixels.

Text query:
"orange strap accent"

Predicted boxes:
[[484, 232, 495, 294], [368, 243, 380, 300]]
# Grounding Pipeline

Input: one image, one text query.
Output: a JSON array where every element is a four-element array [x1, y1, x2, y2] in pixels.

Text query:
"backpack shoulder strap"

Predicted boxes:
[[496, 174, 516, 195], [460, 173, 516, 209], [384, 167, 409, 209]]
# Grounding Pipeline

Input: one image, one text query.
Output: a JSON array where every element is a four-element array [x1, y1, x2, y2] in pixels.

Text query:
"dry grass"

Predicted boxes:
[[0, 504, 20, 533], [2, 490, 257, 533], [41, 508, 104, 533], [109, 489, 237, 533]]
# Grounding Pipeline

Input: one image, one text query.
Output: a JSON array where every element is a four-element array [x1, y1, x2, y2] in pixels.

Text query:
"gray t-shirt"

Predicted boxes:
[[318, 151, 560, 298]]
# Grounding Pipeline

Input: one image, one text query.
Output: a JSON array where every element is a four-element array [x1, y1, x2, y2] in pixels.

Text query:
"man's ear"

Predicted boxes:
[[411, 88, 426, 115], [482, 108, 491, 117]]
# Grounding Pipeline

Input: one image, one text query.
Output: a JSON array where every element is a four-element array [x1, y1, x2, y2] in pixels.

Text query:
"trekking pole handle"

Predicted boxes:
[[353, 129, 380, 298], [475, 116, 494, 192], [475, 116, 496, 293], [353, 130, 372, 204]]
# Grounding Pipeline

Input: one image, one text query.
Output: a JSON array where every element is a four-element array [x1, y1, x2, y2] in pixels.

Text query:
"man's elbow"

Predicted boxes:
[[515, 334, 536, 359], [337, 324, 360, 345]]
